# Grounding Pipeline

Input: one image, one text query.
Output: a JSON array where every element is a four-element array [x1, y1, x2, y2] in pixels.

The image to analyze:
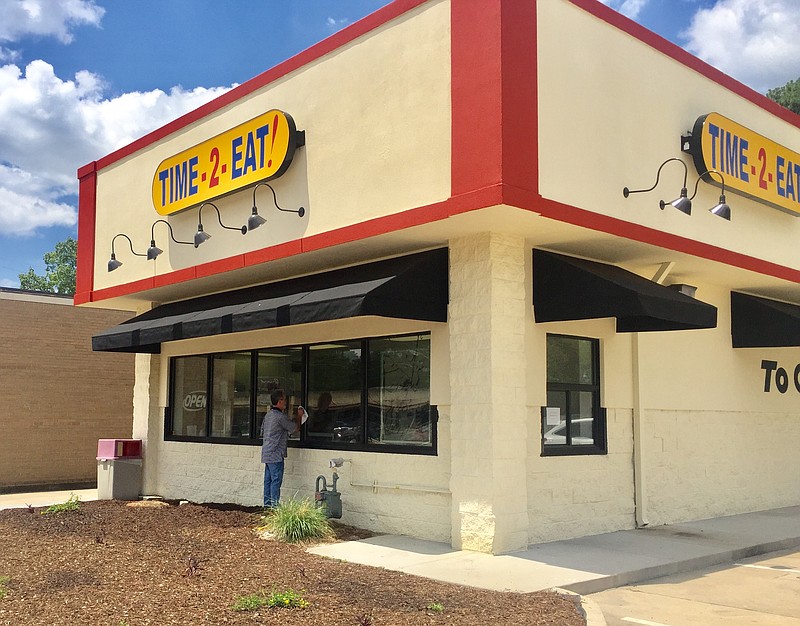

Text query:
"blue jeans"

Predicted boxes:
[[264, 461, 285, 508]]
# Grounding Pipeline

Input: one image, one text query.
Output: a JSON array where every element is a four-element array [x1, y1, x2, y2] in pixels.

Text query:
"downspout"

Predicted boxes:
[[632, 332, 649, 527]]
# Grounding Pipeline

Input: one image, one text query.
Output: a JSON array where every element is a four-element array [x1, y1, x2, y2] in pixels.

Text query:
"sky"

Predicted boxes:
[[1, 0, 799, 289]]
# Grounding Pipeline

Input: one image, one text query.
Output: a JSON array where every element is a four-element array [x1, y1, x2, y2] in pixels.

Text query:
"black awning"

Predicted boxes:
[[731, 291, 800, 348], [532, 249, 717, 332], [93, 248, 448, 353]]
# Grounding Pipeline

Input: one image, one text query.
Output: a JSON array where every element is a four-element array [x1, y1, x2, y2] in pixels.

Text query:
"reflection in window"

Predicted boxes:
[[307, 341, 362, 443], [543, 334, 605, 454], [368, 334, 432, 446], [171, 356, 208, 437], [256, 347, 303, 439], [211, 352, 252, 438]]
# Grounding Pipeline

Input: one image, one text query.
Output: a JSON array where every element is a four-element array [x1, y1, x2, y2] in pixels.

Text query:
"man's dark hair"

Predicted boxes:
[[270, 389, 285, 406]]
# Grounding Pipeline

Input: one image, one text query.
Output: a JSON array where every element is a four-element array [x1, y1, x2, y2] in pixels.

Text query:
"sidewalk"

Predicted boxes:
[[309, 505, 800, 596], [0, 488, 98, 510]]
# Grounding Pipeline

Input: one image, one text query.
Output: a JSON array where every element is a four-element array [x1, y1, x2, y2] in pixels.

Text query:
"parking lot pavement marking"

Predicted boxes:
[[621, 618, 671, 626], [735, 564, 800, 574]]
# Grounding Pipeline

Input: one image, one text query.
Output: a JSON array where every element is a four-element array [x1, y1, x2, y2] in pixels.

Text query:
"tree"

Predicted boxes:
[[18, 237, 77, 295], [766, 78, 800, 115]]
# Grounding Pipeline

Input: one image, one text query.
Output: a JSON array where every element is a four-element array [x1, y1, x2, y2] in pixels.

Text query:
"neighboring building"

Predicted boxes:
[[0, 288, 134, 492], [78, 0, 800, 554]]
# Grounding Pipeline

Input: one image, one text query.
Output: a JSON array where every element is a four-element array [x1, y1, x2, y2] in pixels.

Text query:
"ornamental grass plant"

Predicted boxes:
[[258, 498, 333, 543]]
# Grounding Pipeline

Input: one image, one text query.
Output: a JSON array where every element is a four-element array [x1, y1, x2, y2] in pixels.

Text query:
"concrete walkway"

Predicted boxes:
[[0, 488, 98, 510], [310, 506, 800, 595]]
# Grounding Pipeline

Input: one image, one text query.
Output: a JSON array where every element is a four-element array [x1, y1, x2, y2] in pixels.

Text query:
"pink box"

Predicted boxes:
[[97, 439, 142, 460]]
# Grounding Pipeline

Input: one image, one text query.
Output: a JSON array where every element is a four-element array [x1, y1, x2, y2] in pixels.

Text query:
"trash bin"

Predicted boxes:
[[96, 439, 142, 501]]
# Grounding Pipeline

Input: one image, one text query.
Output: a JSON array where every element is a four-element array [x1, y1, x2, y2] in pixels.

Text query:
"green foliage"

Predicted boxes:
[[232, 588, 309, 611], [231, 593, 267, 612], [258, 498, 333, 543], [427, 602, 445, 613], [41, 494, 81, 515], [18, 237, 77, 295], [767, 78, 800, 115], [0, 576, 9, 600]]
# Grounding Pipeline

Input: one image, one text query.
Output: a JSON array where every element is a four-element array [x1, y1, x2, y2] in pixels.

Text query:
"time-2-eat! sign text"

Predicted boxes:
[[687, 112, 800, 217], [152, 109, 301, 216]]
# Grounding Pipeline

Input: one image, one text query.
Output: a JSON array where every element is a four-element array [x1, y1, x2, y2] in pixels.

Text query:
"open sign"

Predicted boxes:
[[183, 391, 207, 411]]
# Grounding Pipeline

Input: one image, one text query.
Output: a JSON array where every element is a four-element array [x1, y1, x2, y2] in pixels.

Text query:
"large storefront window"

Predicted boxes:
[[368, 335, 431, 446], [211, 352, 252, 438], [542, 334, 606, 455], [166, 333, 435, 454], [171, 356, 208, 437], [307, 340, 363, 444], [256, 347, 303, 440]]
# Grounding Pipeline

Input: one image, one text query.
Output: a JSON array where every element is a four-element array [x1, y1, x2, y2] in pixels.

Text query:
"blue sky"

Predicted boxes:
[[1, 0, 799, 289]]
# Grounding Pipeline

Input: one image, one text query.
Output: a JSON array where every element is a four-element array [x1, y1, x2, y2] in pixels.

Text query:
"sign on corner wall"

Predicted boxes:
[[151, 109, 300, 216], [686, 112, 800, 217]]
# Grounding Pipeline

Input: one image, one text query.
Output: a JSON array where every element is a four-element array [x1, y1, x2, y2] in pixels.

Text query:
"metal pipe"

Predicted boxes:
[[348, 480, 450, 494]]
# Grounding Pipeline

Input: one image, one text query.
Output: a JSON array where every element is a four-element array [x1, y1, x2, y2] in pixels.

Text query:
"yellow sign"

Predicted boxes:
[[687, 112, 800, 216], [152, 110, 300, 216]]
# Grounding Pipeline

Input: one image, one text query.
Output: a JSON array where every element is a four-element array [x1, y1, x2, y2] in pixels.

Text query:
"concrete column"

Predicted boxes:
[[132, 353, 161, 495], [448, 232, 529, 554]]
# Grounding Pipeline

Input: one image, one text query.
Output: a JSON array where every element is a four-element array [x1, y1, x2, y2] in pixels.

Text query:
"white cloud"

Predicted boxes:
[[326, 16, 349, 32], [682, 0, 800, 93], [0, 0, 104, 44], [0, 60, 232, 236], [598, 0, 649, 20]]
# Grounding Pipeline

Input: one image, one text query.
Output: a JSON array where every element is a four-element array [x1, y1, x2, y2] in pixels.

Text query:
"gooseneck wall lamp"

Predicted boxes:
[[250, 182, 305, 231], [148, 219, 193, 260], [692, 170, 731, 220], [105, 183, 307, 272], [108, 233, 146, 272], [623, 158, 732, 220], [195, 201, 248, 247], [624, 157, 692, 215]]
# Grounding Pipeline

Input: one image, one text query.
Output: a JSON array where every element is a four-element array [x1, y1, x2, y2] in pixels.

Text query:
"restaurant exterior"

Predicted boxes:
[[78, 0, 800, 554]]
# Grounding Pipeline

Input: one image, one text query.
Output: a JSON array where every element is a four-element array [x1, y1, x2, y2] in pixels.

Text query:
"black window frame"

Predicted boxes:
[[541, 333, 606, 456], [165, 332, 437, 456]]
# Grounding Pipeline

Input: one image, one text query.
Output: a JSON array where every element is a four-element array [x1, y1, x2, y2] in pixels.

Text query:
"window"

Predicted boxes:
[[171, 356, 208, 437], [307, 340, 363, 444], [367, 335, 432, 446], [542, 334, 605, 455], [166, 333, 436, 455]]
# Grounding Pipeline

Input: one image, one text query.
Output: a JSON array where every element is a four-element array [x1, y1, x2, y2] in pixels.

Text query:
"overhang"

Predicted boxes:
[[533, 249, 717, 332], [731, 291, 800, 348], [92, 248, 448, 353]]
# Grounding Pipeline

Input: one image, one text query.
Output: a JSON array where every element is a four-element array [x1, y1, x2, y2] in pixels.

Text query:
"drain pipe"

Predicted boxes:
[[632, 332, 649, 528]]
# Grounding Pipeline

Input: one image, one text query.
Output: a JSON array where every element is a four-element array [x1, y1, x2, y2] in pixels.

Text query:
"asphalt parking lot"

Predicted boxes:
[[589, 548, 800, 625]]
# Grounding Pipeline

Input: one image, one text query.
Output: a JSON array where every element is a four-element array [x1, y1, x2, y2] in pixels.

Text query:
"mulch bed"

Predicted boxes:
[[0, 499, 586, 625]]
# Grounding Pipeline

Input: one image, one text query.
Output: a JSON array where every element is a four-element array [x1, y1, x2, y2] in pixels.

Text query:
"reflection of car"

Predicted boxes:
[[544, 418, 593, 445]]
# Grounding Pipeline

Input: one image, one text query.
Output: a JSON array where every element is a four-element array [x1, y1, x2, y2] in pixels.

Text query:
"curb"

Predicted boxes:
[[553, 588, 607, 626]]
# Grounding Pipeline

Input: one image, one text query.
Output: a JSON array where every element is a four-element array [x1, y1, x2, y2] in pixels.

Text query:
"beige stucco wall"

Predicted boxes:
[[537, 0, 800, 272], [93, 0, 451, 292]]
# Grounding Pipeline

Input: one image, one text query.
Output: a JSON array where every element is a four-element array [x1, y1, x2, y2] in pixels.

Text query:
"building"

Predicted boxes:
[[78, 0, 800, 554], [0, 288, 134, 492]]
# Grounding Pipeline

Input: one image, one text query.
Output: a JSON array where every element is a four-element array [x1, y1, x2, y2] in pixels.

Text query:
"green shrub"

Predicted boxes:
[[258, 498, 333, 543], [231, 593, 267, 612], [427, 601, 445, 613], [0, 576, 10, 600], [41, 494, 80, 515]]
